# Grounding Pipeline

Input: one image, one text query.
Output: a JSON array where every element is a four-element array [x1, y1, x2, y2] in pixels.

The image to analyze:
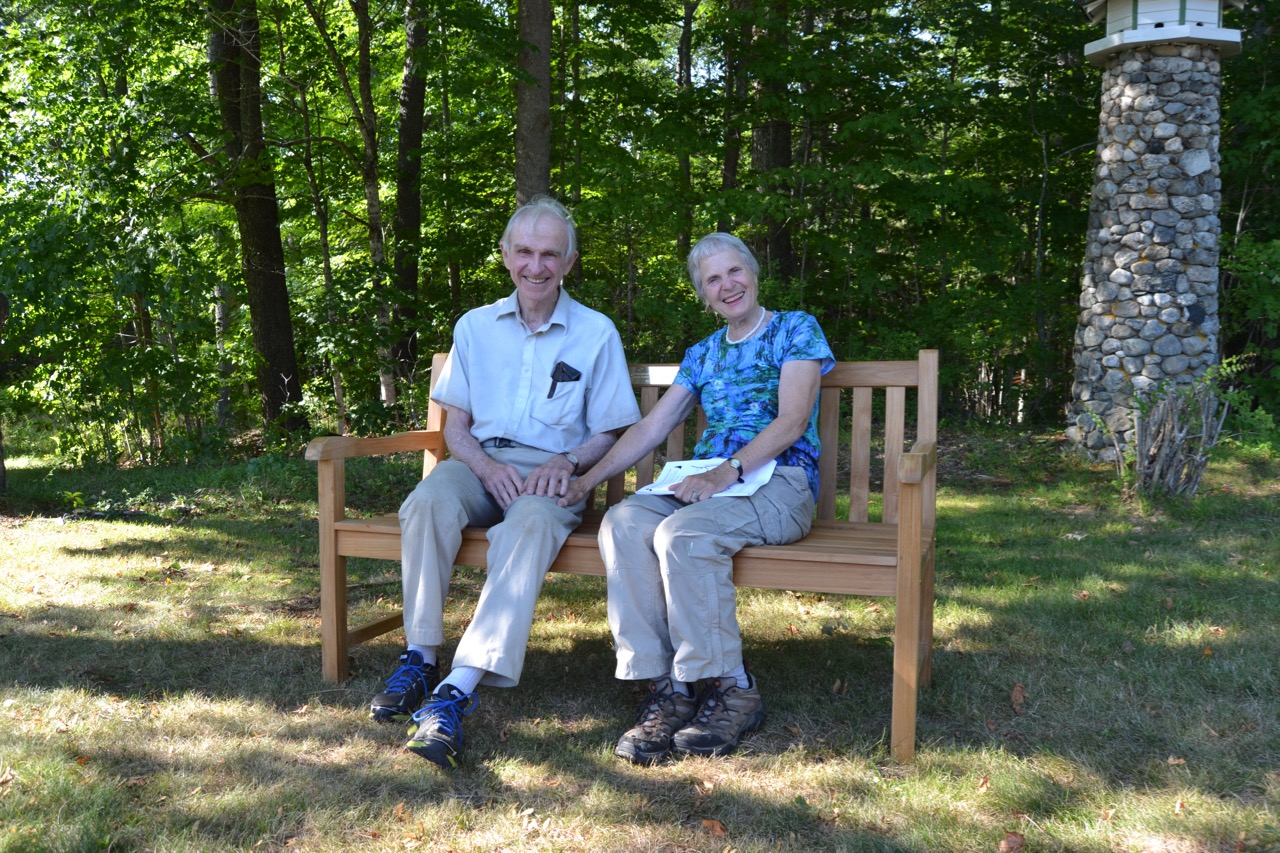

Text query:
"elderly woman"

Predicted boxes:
[[559, 232, 834, 763]]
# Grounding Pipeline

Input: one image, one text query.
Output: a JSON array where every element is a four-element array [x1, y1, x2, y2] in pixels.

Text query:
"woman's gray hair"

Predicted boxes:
[[501, 194, 577, 260], [687, 232, 759, 298]]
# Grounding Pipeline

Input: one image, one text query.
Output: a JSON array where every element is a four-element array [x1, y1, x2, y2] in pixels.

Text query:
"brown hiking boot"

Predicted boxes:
[[672, 676, 766, 757], [615, 679, 699, 766]]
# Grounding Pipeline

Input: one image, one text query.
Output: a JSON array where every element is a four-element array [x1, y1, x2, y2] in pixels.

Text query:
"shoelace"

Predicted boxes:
[[636, 690, 685, 732], [411, 689, 479, 740], [691, 684, 732, 727], [384, 657, 430, 694]]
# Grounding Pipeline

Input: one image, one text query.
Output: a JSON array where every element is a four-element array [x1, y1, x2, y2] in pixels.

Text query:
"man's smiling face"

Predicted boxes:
[[501, 213, 576, 309]]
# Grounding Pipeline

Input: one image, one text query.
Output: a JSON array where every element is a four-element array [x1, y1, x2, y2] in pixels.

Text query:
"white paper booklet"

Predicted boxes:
[[635, 458, 777, 498]]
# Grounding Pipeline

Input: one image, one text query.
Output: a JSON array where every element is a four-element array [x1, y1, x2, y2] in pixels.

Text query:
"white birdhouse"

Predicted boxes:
[[1081, 0, 1244, 65]]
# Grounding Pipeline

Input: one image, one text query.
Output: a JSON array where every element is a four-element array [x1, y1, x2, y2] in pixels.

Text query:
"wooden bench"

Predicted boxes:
[[305, 349, 938, 761]]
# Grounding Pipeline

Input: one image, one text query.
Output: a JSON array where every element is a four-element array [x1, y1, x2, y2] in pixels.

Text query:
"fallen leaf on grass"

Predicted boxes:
[[1202, 646, 1213, 658], [1074, 590, 1091, 601], [1101, 807, 1115, 822], [1010, 683, 1028, 716], [1062, 532, 1087, 541], [0, 765, 16, 786], [977, 775, 991, 793], [998, 830, 1025, 851], [1167, 756, 1186, 766], [701, 818, 728, 837], [787, 624, 798, 636], [1174, 799, 1186, 815]]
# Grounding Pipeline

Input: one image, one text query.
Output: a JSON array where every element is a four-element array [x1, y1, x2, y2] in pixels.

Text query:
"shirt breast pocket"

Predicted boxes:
[[532, 380, 587, 428]]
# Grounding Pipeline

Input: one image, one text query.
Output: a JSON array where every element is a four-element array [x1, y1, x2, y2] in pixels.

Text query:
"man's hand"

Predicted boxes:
[[477, 459, 528, 510], [521, 454, 577, 499]]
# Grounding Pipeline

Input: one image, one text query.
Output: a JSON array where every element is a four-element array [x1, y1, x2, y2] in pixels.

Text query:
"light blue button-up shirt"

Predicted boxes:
[[432, 289, 640, 453]]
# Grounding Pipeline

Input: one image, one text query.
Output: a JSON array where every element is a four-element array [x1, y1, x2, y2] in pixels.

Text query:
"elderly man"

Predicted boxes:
[[371, 196, 639, 770]]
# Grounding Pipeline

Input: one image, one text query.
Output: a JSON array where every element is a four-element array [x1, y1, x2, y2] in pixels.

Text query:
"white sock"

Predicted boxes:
[[717, 664, 749, 689], [406, 644, 437, 666], [660, 675, 693, 697], [439, 665, 484, 695]]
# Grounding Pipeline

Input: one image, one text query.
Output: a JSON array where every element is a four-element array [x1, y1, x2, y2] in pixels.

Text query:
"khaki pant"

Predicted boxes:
[[599, 466, 814, 684], [398, 448, 586, 688]]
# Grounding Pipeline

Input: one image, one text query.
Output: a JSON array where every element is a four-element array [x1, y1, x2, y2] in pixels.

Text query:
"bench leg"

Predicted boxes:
[[317, 458, 350, 683], [892, 493, 925, 762], [920, 550, 936, 688], [891, 600, 920, 762], [320, 552, 350, 683]]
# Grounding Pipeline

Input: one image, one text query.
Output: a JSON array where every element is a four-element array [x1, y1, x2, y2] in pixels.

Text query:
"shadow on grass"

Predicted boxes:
[[4, 440, 1277, 850]]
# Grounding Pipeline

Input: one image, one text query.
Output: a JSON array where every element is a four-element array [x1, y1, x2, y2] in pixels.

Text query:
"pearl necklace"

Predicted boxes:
[[726, 307, 767, 344]]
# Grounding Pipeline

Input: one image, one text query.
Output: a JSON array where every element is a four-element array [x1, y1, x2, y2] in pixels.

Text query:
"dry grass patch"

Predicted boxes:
[[2, 437, 1278, 851]]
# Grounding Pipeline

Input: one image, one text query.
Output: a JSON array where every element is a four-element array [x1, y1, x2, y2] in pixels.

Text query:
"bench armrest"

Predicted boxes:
[[897, 440, 937, 485], [305, 430, 445, 462]]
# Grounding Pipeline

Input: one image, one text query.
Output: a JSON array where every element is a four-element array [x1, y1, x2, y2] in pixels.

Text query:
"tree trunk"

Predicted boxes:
[[677, 2, 698, 259], [208, 0, 306, 433], [516, 0, 552, 203], [719, 0, 751, 233], [749, 1, 793, 282], [394, 0, 429, 385], [304, 0, 396, 406], [273, 34, 345, 433], [214, 276, 233, 429]]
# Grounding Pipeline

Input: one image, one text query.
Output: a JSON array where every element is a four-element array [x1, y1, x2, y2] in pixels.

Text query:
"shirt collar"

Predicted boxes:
[[496, 288, 571, 331]]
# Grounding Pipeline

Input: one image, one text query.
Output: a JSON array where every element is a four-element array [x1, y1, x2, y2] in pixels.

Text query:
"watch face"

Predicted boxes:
[[729, 457, 742, 470]]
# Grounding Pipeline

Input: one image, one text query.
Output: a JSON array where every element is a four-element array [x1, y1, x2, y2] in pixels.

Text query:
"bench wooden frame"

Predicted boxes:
[[305, 349, 938, 761]]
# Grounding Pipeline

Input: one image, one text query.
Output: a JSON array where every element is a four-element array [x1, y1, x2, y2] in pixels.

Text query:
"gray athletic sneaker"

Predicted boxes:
[[672, 676, 766, 757], [615, 679, 699, 766]]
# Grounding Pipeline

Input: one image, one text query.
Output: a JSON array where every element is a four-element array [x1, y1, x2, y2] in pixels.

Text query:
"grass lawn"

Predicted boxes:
[[1, 431, 1277, 852]]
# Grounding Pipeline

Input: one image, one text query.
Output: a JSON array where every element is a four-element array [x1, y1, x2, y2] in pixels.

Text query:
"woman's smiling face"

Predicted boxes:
[[697, 249, 759, 324]]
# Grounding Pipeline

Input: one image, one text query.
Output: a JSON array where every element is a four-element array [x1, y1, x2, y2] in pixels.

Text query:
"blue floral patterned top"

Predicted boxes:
[[675, 311, 835, 498]]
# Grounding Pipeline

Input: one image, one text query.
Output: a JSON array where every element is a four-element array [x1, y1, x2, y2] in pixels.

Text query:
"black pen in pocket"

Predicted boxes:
[[548, 361, 582, 398]]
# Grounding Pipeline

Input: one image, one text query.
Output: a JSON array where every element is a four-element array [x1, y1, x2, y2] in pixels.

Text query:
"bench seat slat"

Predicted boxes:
[[332, 514, 929, 573]]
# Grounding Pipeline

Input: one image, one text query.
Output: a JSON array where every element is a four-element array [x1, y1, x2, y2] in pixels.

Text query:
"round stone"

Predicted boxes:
[[1121, 338, 1152, 356], [1182, 335, 1210, 356], [1102, 369, 1131, 392]]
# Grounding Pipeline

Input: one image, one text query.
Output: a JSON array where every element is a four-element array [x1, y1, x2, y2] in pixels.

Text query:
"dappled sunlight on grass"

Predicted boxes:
[[2, 434, 1278, 850]]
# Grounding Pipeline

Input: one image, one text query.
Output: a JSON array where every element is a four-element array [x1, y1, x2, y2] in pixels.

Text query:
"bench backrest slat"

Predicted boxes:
[[425, 349, 938, 526], [848, 386, 874, 523]]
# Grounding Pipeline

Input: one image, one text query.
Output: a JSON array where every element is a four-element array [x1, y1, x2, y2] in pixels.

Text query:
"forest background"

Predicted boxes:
[[0, 0, 1277, 470]]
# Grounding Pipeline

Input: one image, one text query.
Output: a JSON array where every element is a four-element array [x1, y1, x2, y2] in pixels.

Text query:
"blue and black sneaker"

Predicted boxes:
[[405, 684, 478, 769], [370, 650, 439, 723]]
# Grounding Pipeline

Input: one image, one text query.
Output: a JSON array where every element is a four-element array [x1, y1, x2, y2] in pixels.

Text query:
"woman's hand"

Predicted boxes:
[[557, 476, 595, 508], [671, 463, 740, 504]]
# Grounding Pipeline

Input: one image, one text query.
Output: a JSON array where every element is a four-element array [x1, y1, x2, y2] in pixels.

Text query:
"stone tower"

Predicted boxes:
[[1066, 0, 1243, 460]]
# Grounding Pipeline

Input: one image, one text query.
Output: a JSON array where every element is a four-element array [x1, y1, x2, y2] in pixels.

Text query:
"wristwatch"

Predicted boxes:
[[559, 451, 580, 475], [727, 457, 744, 482]]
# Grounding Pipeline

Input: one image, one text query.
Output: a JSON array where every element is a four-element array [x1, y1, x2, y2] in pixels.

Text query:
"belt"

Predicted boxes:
[[480, 438, 522, 449]]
